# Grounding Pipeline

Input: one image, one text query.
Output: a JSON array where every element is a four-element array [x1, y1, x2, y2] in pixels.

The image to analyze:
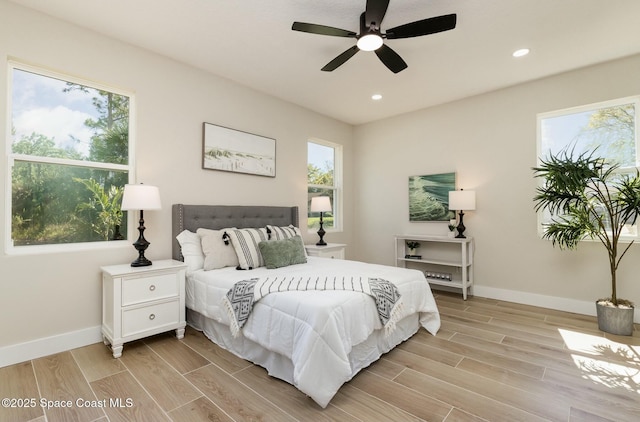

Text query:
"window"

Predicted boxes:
[[537, 96, 639, 238], [307, 139, 342, 232], [7, 63, 132, 251]]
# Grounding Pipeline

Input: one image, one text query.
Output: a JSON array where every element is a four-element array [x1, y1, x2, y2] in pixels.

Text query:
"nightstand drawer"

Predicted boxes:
[[122, 300, 179, 337], [305, 243, 346, 260], [122, 273, 178, 306], [314, 249, 345, 259]]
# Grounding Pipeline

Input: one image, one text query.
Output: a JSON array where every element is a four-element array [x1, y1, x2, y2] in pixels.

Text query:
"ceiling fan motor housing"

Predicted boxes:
[[357, 13, 383, 51]]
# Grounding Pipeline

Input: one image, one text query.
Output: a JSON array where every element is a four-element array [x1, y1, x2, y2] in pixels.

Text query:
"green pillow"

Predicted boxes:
[[259, 236, 307, 269]]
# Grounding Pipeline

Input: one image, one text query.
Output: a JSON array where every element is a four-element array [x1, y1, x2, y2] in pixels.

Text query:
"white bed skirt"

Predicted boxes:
[[187, 308, 420, 405]]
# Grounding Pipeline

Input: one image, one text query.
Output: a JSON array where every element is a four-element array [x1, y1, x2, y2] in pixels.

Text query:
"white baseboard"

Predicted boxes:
[[473, 285, 640, 324], [0, 326, 102, 368]]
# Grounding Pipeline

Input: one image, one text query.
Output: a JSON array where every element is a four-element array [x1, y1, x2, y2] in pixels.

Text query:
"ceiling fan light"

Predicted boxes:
[[357, 34, 383, 51]]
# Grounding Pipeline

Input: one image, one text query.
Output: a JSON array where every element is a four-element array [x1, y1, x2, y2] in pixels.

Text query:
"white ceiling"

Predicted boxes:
[[10, 0, 640, 125]]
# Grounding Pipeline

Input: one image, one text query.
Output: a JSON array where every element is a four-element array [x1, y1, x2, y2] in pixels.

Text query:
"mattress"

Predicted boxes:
[[185, 256, 440, 407]]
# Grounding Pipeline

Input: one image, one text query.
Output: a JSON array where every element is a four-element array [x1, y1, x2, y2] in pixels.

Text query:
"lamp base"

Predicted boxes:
[[131, 212, 152, 267], [455, 211, 467, 238], [316, 213, 327, 246], [316, 227, 327, 246], [131, 256, 152, 267]]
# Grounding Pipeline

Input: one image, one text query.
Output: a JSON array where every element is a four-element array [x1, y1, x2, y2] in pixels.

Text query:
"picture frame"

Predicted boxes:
[[202, 122, 276, 177], [409, 172, 456, 222]]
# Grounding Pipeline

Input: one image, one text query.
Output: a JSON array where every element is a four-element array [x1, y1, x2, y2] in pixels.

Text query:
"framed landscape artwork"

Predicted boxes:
[[409, 172, 456, 222], [202, 122, 276, 177]]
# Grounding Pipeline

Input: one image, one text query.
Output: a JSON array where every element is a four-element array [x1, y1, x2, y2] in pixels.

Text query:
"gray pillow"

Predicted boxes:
[[259, 236, 307, 269]]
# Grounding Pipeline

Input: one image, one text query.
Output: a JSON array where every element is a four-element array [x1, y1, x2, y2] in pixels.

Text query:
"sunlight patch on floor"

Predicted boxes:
[[570, 354, 640, 393], [559, 329, 640, 394]]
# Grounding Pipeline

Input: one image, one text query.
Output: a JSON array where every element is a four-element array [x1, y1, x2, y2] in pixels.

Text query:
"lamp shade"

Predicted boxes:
[[310, 196, 332, 213], [121, 184, 162, 211], [448, 190, 476, 211]]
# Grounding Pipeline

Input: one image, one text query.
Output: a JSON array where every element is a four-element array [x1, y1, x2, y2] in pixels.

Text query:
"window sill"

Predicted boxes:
[[5, 240, 131, 256]]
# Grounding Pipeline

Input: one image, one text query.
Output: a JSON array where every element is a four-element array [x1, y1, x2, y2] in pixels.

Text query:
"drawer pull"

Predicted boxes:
[[149, 313, 156, 320], [149, 285, 156, 291]]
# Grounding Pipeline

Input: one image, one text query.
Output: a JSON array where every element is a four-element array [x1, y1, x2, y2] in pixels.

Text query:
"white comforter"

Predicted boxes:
[[186, 257, 440, 407]]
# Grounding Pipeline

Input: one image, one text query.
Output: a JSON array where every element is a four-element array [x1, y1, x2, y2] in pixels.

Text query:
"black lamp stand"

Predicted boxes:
[[131, 210, 152, 267], [455, 210, 467, 239], [316, 211, 327, 246]]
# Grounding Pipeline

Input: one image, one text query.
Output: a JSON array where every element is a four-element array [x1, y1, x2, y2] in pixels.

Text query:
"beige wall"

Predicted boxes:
[[0, 1, 354, 355], [352, 54, 640, 319]]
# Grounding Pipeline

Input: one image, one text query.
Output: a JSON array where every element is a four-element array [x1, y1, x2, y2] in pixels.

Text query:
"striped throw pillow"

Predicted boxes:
[[266, 224, 302, 240], [227, 228, 269, 270]]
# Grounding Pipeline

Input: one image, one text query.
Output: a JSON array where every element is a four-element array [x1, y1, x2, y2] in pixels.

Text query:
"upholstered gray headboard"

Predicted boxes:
[[172, 204, 299, 261]]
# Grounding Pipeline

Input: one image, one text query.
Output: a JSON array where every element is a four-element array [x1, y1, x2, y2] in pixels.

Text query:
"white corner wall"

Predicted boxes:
[[0, 0, 354, 366], [353, 54, 640, 321]]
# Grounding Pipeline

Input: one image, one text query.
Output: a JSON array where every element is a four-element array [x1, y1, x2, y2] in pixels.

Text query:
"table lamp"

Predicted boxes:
[[121, 184, 162, 266], [448, 189, 476, 238], [310, 196, 332, 246]]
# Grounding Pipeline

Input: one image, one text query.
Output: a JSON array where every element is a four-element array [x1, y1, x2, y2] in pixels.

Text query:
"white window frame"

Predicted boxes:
[[5, 62, 135, 255], [307, 138, 343, 233], [536, 95, 640, 241]]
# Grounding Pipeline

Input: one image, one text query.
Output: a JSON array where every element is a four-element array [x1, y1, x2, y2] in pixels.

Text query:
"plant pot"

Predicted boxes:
[[596, 301, 635, 336]]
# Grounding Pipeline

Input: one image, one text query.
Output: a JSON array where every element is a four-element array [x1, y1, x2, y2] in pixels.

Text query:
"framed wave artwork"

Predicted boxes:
[[409, 172, 456, 222]]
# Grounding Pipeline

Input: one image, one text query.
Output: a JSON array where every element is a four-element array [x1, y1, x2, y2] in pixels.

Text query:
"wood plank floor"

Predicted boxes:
[[1, 292, 638, 422]]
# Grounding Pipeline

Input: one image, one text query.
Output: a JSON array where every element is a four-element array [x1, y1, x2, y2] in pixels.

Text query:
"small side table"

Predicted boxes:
[[101, 259, 187, 358], [305, 243, 346, 259]]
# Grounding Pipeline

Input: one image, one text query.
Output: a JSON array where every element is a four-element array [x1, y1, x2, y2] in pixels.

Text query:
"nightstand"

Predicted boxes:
[[101, 259, 187, 358], [305, 243, 346, 259]]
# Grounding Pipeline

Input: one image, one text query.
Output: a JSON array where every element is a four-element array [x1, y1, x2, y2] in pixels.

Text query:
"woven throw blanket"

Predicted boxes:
[[222, 276, 404, 338]]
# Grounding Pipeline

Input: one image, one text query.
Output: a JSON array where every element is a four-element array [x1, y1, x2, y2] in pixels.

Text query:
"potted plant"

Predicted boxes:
[[406, 241, 421, 258], [533, 149, 640, 335], [448, 219, 457, 238]]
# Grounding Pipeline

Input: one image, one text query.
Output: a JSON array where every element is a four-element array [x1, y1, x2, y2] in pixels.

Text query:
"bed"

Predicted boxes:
[[172, 204, 440, 407]]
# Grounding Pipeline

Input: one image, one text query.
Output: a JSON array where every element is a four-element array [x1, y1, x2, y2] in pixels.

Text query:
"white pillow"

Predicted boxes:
[[227, 228, 269, 270], [176, 230, 204, 272], [197, 228, 239, 270]]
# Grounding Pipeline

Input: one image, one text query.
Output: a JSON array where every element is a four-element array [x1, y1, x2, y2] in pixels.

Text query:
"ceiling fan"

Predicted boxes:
[[292, 0, 457, 73]]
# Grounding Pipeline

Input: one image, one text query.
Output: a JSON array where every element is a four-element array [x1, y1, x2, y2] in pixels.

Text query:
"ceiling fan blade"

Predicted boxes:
[[386, 14, 457, 39], [364, 0, 390, 29], [374, 44, 408, 73], [292, 22, 356, 38], [321, 46, 360, 71]]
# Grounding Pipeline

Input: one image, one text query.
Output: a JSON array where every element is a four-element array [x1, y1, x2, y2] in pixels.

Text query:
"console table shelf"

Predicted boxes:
[[394, 234, 474, 300]]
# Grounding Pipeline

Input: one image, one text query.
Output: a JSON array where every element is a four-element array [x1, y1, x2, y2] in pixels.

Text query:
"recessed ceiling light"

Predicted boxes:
[[371, 94, 382, 101], [512, 48, 530, 58]]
